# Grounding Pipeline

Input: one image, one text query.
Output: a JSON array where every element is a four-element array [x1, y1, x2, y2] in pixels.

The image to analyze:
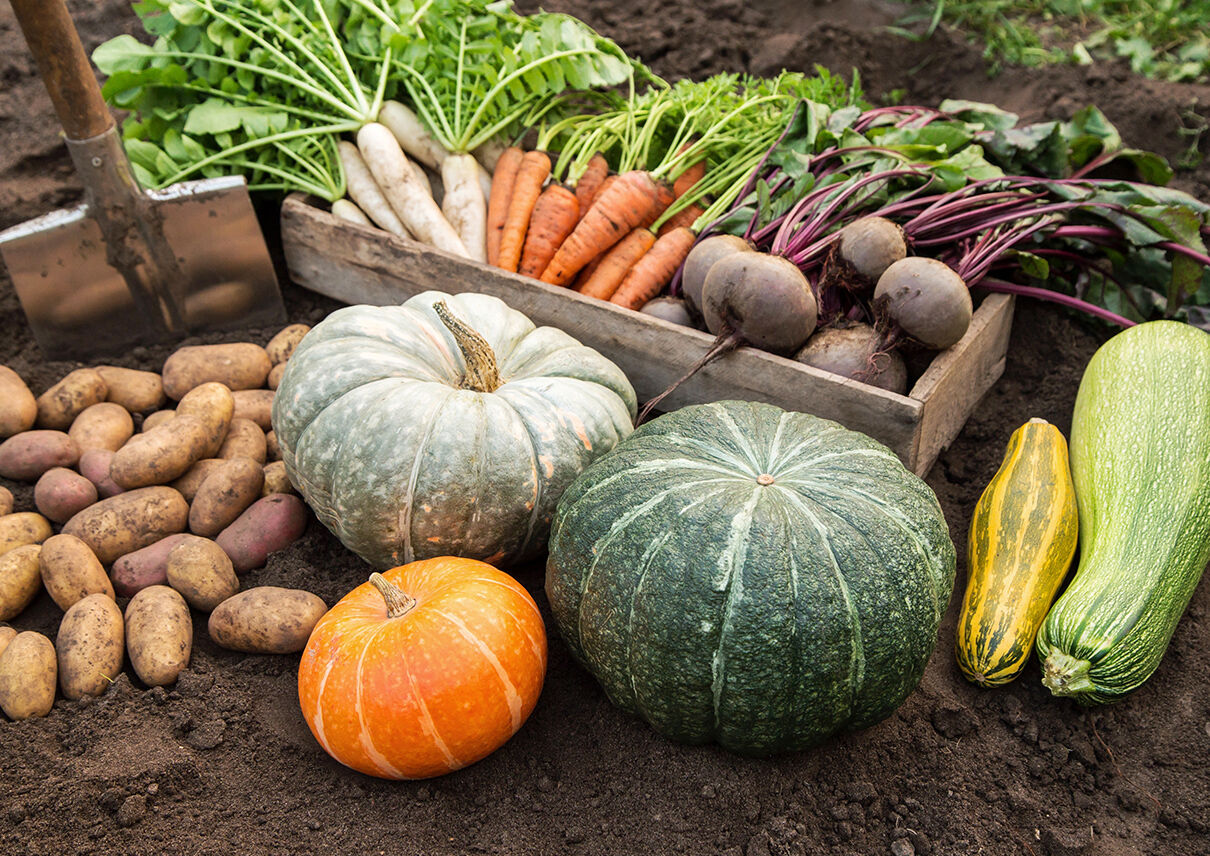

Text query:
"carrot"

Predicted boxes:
[[640, 180, 676, 230], [486, 146, 523, 266], [518, 185, 580, 278], [539, 170, 662, 286], [571, 255, 604, 292], [673, 158, 706, 199], [610, 226, 697, 311], [574, 153, 609, 223], [658, 203, 705, 237], [497, 150, 551, 272], [576, 229, 657, 301]]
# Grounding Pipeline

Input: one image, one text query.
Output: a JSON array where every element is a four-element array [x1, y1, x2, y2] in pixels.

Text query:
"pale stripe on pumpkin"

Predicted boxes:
[[433, 608, 524, 732]]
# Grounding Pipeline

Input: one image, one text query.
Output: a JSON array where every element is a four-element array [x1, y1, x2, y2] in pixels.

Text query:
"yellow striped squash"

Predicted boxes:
[[956, 418, 1077, 686]]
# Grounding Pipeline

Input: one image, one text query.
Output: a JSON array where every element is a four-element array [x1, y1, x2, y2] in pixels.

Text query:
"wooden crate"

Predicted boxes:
[[280, 194, 1014, 476]]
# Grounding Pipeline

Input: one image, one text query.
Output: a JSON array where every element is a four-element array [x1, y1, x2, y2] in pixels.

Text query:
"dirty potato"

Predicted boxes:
[[39, 533, 114, 611], [34, 467, 98, 524], [265, 430, 279, 462], [0, 545, 43, 621], [0, 365, 37, 438], [190, 457, 264, 538], [96, 366, 166, 412], [0, 486, 12, 517], [217, 418, 266, 463], [265, 323, 310, 365], [0, 625, 15, 658], [125, 586, 191, 687], [109, 414, 212, 489], [208, 586, 326, 654], [61, 486, 189, 564], [0, 512, 53, 557], [215, 494, 308, 573], [0, 430, 79, 481], [166, 536, 239, 612], [77, 449, 124, 499], [141, 409, 175, 432], [0, 631, 57, 719], [175, 382, 235, 458], [56, 594, 124, 700], [161, 343, 271, 400], [261, 461, 295, 496], [36, 368, 108, 430], [267, 362, 286, 390], [68, 402, 134, 454], [231, 389, 274, 432]]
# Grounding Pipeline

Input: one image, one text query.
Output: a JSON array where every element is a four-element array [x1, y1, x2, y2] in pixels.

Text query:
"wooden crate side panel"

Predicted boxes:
[[909, 293, 1015, 475], [282, 197, 933, 466]]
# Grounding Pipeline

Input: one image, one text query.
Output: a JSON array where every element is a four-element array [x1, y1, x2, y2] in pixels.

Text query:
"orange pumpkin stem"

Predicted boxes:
[[433, 301, 502, 393], [369, 572, 417, 618]]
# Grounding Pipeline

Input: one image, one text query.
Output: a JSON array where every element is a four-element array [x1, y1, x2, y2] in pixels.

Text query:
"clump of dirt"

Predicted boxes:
[[1, 1, 1208, 854]]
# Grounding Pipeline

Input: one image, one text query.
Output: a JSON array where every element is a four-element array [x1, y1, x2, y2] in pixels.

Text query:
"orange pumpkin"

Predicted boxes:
[[297, 557, 547, 779]]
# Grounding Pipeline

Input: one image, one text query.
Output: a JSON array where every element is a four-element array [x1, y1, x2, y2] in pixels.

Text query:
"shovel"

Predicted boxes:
[[0, 0, 286, 360]]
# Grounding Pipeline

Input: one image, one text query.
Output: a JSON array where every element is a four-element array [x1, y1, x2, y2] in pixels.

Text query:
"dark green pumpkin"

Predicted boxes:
[[545, 400, 956, 755]]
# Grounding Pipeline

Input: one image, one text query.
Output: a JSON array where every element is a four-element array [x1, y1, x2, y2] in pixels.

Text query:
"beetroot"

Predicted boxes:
[[681, 234, 752, 315], [835, 216, 906, 284], [794, 324, 908, 394], [701, 252, 817, 354], [874, 257, 972, 349], [639, 297, 695, 327]]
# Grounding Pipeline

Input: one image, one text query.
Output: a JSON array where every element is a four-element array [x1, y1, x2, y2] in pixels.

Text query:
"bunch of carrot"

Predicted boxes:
[[485, 147, 701, 310]]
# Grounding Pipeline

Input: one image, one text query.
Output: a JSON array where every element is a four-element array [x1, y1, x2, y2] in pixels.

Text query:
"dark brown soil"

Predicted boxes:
[[2, 1, 1209, 854]]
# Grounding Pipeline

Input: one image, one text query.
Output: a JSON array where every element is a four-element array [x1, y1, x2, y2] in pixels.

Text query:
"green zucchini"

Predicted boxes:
[[1036, 320, 1210, 704]]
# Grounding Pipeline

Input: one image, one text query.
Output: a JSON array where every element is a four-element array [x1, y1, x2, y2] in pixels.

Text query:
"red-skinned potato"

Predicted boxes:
[[34, 467, 98, 524], [78, 449, 125, 499], [0, 430, 79, 481], [215, 494, 308, 573], [110, 533, 193, 598]]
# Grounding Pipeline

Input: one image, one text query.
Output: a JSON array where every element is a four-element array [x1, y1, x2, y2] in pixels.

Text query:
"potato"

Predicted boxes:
[[0, 631, 57, 719], [36, 368, 108, 430], [261, 461, 295, 496], [62, 486, 189, 565], [189, 457, 264, 538], [96, 366, 166, 412], [265, 430, 280, 462], [265, 323, 310, 365], [125, 586, 191, 687], [170, 458, 224, 503], [161, 343, 271, 400], [110, 533, 192, 598], [215, 494, 308, 573], [231, 389, 274, 432], [0, 512, 53, 557], [34, 467, 98, 524], [0, 625, 15, 658], [78, 449, 124, 499], [56, 594, 124, 700], [175, 382, 235, 458], [217, 418, 266, 463], [0, 365, 37, 438], [208, 586, 326, 654], [0, 486, 12, 517], [167, 536, 239, 612], [108, 414, 212, 489], [39, 533, 114, 611], [68, 402, 134, 454], [0, 430, 79, 481], [0, 545, 42, 621], [141, 409, 175, 432], [266, 362, 286, 391]]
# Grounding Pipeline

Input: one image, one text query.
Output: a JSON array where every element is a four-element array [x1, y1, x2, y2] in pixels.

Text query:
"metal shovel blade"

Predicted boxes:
[[0, 173, 285, 360]]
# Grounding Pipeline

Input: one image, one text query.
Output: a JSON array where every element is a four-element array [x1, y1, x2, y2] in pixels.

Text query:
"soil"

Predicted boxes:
[[2, 1, 1209, 854]]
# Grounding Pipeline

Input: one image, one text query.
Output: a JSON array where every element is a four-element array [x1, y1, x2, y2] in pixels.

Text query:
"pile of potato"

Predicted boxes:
[[0, 325, 329, 721]]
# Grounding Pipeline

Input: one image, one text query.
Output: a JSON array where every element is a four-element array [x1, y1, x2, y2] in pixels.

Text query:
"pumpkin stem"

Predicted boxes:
[[369, 572, 416, 618], [433, 301, 502, 393], [1041, 650, 1096, 698]]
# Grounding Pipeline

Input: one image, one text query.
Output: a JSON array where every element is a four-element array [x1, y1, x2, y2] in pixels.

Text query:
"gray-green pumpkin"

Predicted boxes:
[[545, 400, 955, 755], [272, 291, 636, 569]]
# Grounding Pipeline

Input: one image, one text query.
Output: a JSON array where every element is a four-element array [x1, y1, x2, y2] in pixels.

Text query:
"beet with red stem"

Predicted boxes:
[[794, 323, 908, 394], [679, 234, 753, 316], [874, 257, 972, 350]]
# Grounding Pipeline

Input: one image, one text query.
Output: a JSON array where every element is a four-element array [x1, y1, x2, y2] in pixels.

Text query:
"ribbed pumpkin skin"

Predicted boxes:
[[297, 557, 547, 779], [1036, 321, 1210, 704], [956, 419, 1077, 687], [272, 291, 636, 569], [545, 400, 956, 755]]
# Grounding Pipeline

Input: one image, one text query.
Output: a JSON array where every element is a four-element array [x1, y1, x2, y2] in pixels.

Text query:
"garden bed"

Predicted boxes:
[[1, 0, 1208, 854]]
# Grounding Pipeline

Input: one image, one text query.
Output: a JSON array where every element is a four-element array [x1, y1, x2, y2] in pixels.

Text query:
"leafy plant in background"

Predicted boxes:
[[94, 0, 648, 200], [898, 0, 1210, 83]]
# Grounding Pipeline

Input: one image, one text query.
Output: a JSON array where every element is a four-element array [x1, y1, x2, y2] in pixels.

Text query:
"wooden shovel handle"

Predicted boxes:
[[10, 0, 114, 141]]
